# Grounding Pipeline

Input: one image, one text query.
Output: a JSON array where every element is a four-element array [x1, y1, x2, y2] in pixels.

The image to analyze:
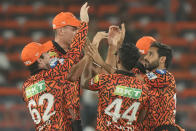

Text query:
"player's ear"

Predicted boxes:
[[160, 56, 166, 66]]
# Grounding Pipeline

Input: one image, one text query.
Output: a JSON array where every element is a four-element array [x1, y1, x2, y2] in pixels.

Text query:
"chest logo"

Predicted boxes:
[[114, 85, 142, 99], [25, 80, 46, 98]]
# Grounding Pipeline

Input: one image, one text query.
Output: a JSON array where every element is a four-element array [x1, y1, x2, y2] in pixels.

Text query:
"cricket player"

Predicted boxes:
[[137, 42, 184, 131], [42, 2, 89, 126], [80, 34, 150, 130], [21, 42, 81, 130]]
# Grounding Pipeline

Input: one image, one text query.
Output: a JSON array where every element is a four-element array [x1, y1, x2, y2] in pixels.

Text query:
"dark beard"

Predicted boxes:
[[145, 60, 159, 71], [134, 62, 147, 74]]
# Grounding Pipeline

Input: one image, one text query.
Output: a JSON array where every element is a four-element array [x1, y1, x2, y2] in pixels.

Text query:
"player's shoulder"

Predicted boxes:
[[43, 40, 59, 56], [155, 69, 175, 81], [43, 40, 53, 48], [90, 73, 113, 86], [132, 77, 149, 90], [22, 79, 31, 91], [146, 69, 173, 80], [94, 73, 112, 81]]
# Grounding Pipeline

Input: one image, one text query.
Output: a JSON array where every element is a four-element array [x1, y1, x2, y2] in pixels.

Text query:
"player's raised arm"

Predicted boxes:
[[105, 23, 125, 71], [87, 44, 115, 74], [88, 32, 116, 74], [67, 38, 92, 82], [91, 31, 108, 49], [67, 30, 110, 82], [80, 2, 89, 23], [70, 2, 89, 50], [80, 55, 94, 90]]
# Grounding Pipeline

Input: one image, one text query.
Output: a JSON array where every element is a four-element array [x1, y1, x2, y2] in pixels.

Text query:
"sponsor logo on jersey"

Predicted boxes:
[[156, 69, 166, 74], [90, 75, 99, 85], [49, 57, 58, 68], [146, 72, 157, 80], [48, 51, 57, 57], [25, 80, 46, 98], [114, 85, 142, 99], [59, 58, 65, 65], [94, 75, 99, 83]]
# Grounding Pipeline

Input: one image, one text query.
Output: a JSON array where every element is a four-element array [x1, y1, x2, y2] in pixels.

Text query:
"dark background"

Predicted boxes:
[[0, 0, 195, 130]]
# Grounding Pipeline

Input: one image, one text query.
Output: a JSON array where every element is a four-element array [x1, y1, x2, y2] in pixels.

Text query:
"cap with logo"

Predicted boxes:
[[52, 12, 81, 29], [21, 42, 51, 66], [136, 36, 156, 55]]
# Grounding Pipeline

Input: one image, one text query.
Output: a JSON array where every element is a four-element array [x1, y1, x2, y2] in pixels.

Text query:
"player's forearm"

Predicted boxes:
[[68, 22, 88, 64], [67, 56, 89, 82], [105, 44, 118, 69], [80, 59, 93, 89], [100, 61, 116, 74], [70, 22, 88, 50]]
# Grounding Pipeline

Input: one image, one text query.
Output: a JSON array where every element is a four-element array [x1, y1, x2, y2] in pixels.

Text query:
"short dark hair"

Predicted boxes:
[[118, 43, 140, 70], [27, 55, 44, 75], [151, 42, 173, 69]]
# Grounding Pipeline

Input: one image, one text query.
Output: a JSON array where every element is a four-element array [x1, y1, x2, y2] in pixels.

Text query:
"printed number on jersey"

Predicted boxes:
[[105, 98, 140, 124], [28, 93, 56, 124]]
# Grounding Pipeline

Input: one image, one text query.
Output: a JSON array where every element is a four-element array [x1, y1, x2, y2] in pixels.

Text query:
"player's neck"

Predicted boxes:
[[153, 65, 166, 72], [157, 64, 166, 70], [54, 38, 69, 51]]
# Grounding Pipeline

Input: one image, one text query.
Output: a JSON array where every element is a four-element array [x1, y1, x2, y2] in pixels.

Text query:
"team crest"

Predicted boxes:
[[146, 72, 157, 80], [91, 75, 99, 85]]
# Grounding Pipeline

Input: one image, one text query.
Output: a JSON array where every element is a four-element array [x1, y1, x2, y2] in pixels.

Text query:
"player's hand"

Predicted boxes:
[[86, 44, 105, 67], [83, 37, 92, 58], [108, 25, 121, 46], [80, 2, 90, 23], [118, 23, 125, 48], [92, 31, 108, 49], [107, 23, 125, 48]]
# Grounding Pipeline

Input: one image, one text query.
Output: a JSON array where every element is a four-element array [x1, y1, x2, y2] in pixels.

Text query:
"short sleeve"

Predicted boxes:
[[88, 74, 109, 91], [144, 71, 171, 88]]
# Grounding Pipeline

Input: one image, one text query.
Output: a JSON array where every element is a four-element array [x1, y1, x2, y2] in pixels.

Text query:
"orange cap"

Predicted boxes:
[[52, 12, 81, 29], [42, 40, 53, 51], [136, 36, 156, 54], [21, 42, 50, 66]]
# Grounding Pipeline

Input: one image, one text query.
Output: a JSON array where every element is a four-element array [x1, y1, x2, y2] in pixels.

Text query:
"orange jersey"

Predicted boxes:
[[141, 69, 176, 131], [22, 22, 88, 130], [44, 22, 88, 75], [22, 59, 84, 130], [43, 22, 88, 120], [22, 70, 76, 131], [88, 70, 149, 131]]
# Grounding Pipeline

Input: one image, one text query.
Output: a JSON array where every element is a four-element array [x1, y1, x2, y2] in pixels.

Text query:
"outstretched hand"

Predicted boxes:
[[118, 23, 125, 48], [80, 2, 90, 23], [92, 31, 108, 49], [108, 23, 125, 48], [108, 25, 121, 46], [86, 44, 105, 67]]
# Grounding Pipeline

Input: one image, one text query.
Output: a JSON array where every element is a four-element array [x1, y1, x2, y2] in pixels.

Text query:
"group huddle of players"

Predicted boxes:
[[21, 2, 184, 131]]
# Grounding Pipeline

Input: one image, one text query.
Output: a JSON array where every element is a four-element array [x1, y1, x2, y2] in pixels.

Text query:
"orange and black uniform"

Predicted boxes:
[[44, 22, 88, 120], [87, 70, 149, 131], [22, 22, 88, 131], [140, 69, 176, 131], [23, 69, 76, 130]]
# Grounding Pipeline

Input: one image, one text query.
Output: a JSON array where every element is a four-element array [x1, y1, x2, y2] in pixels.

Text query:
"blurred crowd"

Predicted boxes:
[[0, 0, 195, 130]]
